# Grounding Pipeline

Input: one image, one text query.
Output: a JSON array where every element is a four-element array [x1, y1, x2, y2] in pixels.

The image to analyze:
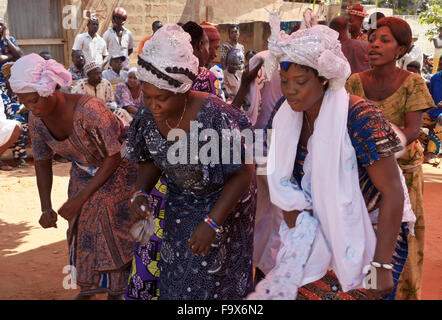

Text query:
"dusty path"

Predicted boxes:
[[0, 162, 441, 300]]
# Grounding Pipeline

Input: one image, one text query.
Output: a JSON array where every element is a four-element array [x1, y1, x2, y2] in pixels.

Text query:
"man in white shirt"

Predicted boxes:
[[102, 55, 128, 85], [103, 7, 135, 70], [72, 17, 109, 70]]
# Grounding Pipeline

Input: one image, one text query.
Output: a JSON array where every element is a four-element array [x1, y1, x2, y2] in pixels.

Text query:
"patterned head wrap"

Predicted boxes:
[[9, 53, 72, 97], [265, 11, 350, 91], [347, 4, 368, 17], [84, 60, 101, 75], [200, 22, 221, 41], [112, 7, 127, 19], [137, 23, 199, 94]]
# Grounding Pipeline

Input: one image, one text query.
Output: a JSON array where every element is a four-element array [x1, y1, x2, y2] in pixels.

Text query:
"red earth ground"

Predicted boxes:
[[0, 161, 440, 300]]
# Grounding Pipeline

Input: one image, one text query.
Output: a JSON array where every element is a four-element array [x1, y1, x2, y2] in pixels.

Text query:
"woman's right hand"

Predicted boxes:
[[283, 209, 313, 228], [129, 195, 152, 224], [39, 209, 58, 229]]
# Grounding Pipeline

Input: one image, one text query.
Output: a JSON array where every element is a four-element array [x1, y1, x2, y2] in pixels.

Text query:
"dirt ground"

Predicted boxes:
[[0, 160, 441, 300]]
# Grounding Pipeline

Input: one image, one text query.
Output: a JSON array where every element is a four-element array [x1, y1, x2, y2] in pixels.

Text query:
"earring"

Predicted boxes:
[[323, 80, 328, 86]]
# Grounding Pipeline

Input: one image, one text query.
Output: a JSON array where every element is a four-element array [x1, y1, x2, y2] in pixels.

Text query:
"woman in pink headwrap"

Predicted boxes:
[[9, 53, 137, 300]]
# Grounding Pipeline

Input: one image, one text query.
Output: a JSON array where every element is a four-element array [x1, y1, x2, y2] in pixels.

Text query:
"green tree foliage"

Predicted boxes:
[[418, 0, 442, 40]]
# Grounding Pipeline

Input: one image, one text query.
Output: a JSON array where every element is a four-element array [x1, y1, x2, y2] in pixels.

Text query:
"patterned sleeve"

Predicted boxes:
[[345, 74, 364, 97], [347, 100, 403, 167], [220, 43, 229, 61], [404, 73, 436, 112], [126, 106, 153, 163], [208, 70, 224, 100], [115, 82, 133, 108], [28, 114, 54, 161], [208, 97, 253, 177], [81, 98, 123, 158]]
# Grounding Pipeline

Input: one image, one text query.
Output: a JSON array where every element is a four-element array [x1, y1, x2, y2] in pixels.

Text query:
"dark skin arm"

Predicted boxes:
[[434, 38, 442, 49], [34, 158, 58, 228], [124, 105, 139, 115], [58, 153, 122, 220], [187, 163, 255, 256], [1, 26, 23, 61], [365, 155, 404, 299], [128, 48, 133, 57], [129, 160, 162, 223], [402, 111, 423, 145], [231, 57, 264, 109]]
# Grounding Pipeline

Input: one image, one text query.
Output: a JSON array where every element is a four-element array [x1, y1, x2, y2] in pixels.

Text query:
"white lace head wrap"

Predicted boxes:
[[9, 53, 72, 97], [137, 23, 199, 94], [265, 11, 350, 91]]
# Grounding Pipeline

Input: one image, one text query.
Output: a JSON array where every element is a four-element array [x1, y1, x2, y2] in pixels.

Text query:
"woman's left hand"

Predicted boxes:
[[366, 268, 394, 300], [188, 221, 217, 256], [58, 197, 84, 221]]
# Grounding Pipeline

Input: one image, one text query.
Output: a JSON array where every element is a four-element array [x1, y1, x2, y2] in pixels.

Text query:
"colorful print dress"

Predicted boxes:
[[1, 84, 28, 161], [346, 72, 435, 299], [28, 95, 137, 296], [266, 98, 407, 300], [126, 96, 257, 300]]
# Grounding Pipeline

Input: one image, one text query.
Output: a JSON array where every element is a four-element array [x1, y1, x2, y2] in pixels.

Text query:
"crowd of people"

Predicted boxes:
[[0, 3, 441, 301]]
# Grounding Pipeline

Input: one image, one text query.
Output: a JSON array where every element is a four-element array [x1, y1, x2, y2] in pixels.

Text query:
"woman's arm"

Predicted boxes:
[[365, 155, 404, 298], [57, 152, 122, 220], [34, 159, 57, 228], [402, 111, 423, 145], [188, 163, 255, 256]]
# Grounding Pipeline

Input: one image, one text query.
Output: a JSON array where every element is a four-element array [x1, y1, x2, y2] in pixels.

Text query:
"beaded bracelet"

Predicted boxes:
[[204, 215, 223, 233], [370, 261, 393, 270], [130, 190, 149, 203]]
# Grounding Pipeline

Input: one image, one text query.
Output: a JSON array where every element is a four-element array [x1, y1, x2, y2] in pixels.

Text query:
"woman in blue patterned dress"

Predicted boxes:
[[126, 24, 256, 300], [1, 62, 29, 167]]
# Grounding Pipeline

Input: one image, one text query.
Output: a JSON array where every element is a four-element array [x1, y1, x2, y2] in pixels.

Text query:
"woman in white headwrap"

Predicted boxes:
[[126, 24, 256, 300], [248, 12, 415, 300], [9, 53, 137, 300]]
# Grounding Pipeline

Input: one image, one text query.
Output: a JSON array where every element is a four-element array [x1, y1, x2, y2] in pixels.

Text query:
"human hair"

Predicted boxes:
[[182, 21, 204, 49], [329, 16, 348, 33], [280, 61, 329, 91], [368, 12, 385, 26], [368, 17, 412, 59]]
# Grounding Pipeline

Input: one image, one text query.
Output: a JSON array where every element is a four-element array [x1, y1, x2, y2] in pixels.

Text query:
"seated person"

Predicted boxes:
[[102, 55, 128, 86], [72, 61, 131, 126], [223, 49, 243, 101], [0, 97, 21, 171], [114, 67, 142, 121], [68, 50, 86, 83], [1, 62, 29, 168], [406, 61, 422, 75]]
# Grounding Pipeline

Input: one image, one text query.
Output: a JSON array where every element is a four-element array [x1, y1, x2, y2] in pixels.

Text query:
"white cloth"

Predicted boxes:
[[244, 50, 282, 128], [9, 53, 72, 97], [72, 32, 108, 67], [398, 44, 424, 71], [267, 89, 377, 292], [102, 68, 128, 85], [265, 11, 351, 91], [0, 98, 19, 147], [248, 212, 318, 300], [253, 174, 284, 275], [103, 27, 135, 69], [137, 24, 199, 94]]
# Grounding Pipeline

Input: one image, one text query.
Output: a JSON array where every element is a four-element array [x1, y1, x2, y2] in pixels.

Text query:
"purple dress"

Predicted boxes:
[[126, 96, 257, 300]]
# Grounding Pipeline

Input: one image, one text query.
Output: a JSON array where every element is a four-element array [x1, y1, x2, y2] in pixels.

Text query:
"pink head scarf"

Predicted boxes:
[[9, 53, 72, 97]]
